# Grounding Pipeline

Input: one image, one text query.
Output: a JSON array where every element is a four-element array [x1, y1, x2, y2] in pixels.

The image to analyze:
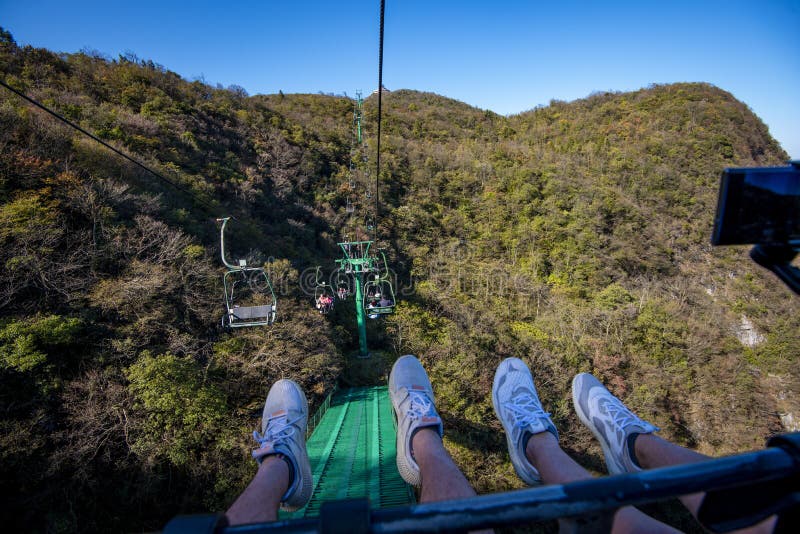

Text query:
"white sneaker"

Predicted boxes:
[[388, 355, 443, 487], [492, 358, 558, 485], [572, 373, 659, 475], [251, 379, 313, 511]]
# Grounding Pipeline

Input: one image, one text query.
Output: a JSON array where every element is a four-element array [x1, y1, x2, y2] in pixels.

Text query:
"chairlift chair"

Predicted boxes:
[[363, 250, 396, 317], [314, 267, 335, 314], [335, 268, 353, 299], [217, 218, 277, 328]]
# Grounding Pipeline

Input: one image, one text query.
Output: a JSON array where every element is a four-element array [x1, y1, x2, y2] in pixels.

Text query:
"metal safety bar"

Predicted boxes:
[[164, 432, 800, 533]]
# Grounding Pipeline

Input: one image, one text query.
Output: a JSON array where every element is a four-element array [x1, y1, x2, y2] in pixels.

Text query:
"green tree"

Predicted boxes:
[[0, 314, 82, 372], [125, 352, 228, 466]]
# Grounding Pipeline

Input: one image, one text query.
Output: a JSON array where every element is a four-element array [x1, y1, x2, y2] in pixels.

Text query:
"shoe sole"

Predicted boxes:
[[492, 359, 541, 486], [571, 373, 622, 475], [393, 409, 422, 487]]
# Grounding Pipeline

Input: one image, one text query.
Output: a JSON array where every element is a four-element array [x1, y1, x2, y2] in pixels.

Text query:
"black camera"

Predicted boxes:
[[711, 162, 800, 294]]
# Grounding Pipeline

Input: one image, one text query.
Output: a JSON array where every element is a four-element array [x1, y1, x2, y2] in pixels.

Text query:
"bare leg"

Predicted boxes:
[[635, 434, 776, 534], [413, 428, 477, 503], [226, 455, 290, 526], [413, 428, 492, 534], [526, 432, 680, 534]]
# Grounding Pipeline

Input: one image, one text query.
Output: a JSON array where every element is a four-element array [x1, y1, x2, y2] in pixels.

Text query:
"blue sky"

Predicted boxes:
[[1, 0, 798, 157]]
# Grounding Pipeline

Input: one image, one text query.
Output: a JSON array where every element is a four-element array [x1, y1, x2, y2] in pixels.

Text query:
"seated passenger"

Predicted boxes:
[[367, 299, 379, 319], [378, 295, 393, 307], [225, 357, 778, 533], [316, 295, 333, 314]]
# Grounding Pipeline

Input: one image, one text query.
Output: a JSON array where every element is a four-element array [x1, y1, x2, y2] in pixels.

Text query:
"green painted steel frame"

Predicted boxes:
[[354, 91, 363, 145], [278, 386, 414, 520], [336, 241, 377, 357]]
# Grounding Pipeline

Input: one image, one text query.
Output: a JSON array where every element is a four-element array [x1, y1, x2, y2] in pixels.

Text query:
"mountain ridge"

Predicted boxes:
[[0, 30, 797, 532]]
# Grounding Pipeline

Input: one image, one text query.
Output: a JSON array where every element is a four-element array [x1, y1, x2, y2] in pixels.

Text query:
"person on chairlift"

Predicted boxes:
[[224, 356, 779, 533], [316, 294, 333, 314]]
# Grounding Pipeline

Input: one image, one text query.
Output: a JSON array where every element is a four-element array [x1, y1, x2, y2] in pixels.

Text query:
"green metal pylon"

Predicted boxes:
[[353, 271, 368, 357], [337, 241, 373, 358], [354, 91, 363, 145]]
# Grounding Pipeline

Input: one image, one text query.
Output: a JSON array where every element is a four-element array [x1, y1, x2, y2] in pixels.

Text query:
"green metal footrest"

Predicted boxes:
[[279, 386, 414, 519]]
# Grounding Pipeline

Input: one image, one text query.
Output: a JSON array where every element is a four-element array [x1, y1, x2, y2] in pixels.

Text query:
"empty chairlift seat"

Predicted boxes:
[[217, 217, 278, 328], [230, 304, 275, 321]]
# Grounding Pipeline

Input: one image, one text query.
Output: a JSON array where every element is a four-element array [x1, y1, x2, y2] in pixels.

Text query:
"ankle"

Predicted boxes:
[[525, 430, 559, 466], [411, 427, 443, 459], [260, 453, 292, 482], [632, 432, 655, 468]]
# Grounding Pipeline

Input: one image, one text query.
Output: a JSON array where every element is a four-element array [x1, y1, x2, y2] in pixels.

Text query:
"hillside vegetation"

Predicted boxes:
[[0, 28, 797, 533]]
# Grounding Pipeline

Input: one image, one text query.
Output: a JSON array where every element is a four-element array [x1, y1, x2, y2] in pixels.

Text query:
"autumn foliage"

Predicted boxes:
[[0, 28, 797, 532]]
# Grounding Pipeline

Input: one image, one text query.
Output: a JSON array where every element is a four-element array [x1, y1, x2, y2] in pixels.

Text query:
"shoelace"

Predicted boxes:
[[602, 396, 643, 432], [504, 391, 551, 430], [406, 389, 437, 421], [253, 412, 302, 448]]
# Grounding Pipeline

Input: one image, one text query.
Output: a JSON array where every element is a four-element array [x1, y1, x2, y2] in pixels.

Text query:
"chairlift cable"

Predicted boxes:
[[374, 0, 385, 243], [0, 78, 219, 214]]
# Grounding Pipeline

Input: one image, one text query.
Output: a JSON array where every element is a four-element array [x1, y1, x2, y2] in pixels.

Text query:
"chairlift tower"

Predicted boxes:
[[336, 241, 373, 357], [354, 91, 363, 145], [335, 241, 395, 357]]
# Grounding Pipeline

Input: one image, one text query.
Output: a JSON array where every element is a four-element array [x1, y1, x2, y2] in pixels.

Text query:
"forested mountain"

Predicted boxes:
[[1, 28, 797, 532]]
